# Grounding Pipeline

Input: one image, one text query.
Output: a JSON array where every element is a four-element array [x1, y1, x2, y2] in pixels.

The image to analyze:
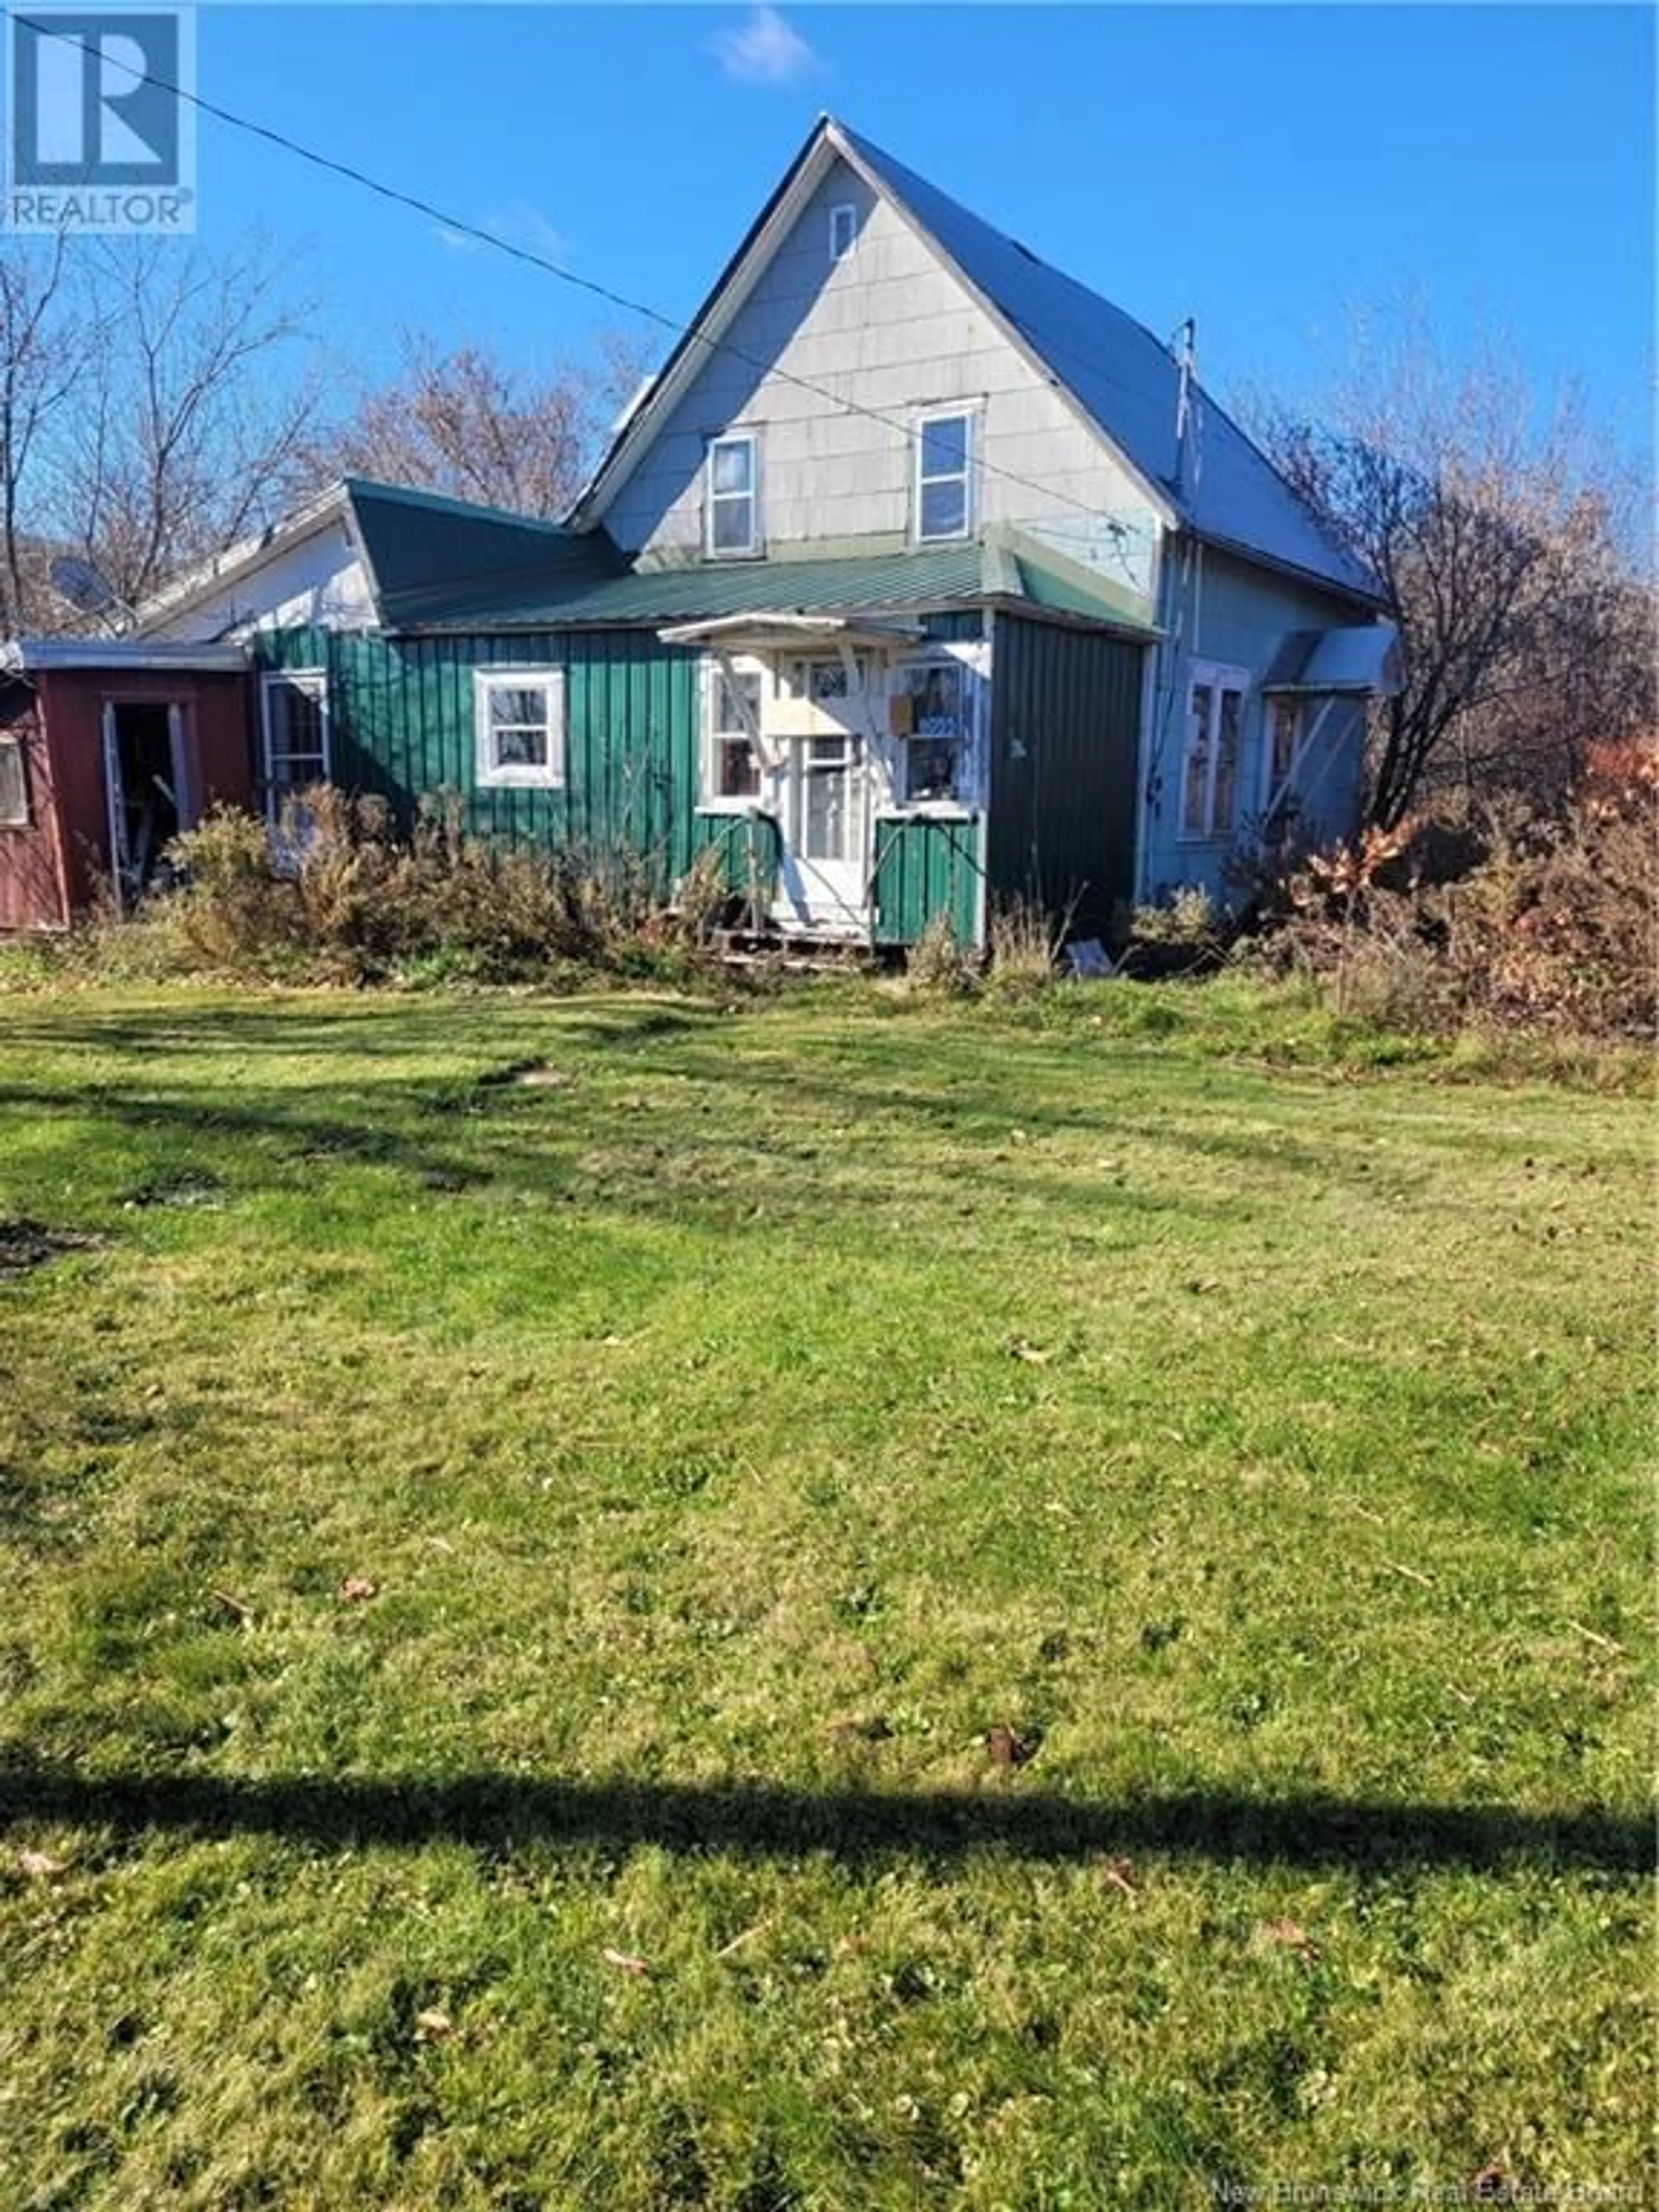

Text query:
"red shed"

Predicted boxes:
[[0, 641, 254, 931]]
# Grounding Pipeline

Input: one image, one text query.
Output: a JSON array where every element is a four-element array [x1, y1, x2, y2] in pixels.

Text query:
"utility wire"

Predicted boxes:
[[14, 14, 1177, 555]]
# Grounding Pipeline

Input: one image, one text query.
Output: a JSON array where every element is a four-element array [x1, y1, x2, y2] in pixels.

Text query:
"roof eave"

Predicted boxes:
[[133, 481, 355, 636]]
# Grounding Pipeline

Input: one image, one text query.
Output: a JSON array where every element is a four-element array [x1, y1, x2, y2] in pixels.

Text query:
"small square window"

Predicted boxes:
[[0, 734, 28, 826], [829, 203, 858, 261], [915, 412, 973, 542], [474, 669, 565, 789], [707, 433, 759, 557]]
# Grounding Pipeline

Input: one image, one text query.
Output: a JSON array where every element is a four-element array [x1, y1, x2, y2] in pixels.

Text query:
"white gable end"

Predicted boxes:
[[146, 518, 376, 644], [601, 156, 1160, 599]]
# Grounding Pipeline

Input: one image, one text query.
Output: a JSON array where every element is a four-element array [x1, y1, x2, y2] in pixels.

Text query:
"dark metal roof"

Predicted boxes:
[[343, 480, 624, 627]]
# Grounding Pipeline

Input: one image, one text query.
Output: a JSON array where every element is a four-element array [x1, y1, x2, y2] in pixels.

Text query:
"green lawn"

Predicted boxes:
[[0, 979, 1649, 2210]]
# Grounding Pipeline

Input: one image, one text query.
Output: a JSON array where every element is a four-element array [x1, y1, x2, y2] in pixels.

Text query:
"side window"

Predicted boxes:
[[0, 733, 29, 826], [1264, 697, 1303, 806], [703, 662, 763, 805], [1180, 663, 1246, 838], [473, 670, 565, 790], [895, 661, 970, 804], [706, 432, 759, 557], [261, 671, 331, 819]]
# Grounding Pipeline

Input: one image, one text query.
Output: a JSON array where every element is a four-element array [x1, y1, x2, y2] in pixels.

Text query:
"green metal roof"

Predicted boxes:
[[343, 479, 623, 629], [388, 535, 1156, 637]]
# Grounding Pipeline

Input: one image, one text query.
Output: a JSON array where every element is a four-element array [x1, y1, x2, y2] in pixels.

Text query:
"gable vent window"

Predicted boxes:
[[915, 411, 973, 542], [706, 432, 759, 557], [829, 203, 858, 261]]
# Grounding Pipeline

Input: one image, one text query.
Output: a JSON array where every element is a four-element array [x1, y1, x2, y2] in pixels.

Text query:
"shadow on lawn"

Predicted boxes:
[[0, 1761, 1646, 1875]]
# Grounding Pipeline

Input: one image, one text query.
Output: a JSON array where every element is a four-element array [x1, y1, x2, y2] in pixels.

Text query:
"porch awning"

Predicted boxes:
[[1261, 624, 1400, 696], [656, 612, 926, 654]]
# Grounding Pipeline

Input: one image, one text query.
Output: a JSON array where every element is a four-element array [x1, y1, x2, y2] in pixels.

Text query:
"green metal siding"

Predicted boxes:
[[871, 816, 982, 947], [690, 810, 782, 912], [986, 614, 1144, 942], [253, 628, 703, 887]]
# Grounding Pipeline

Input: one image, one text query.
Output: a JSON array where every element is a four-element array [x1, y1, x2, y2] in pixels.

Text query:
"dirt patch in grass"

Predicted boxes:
[[0, 1217, 97, 1274]]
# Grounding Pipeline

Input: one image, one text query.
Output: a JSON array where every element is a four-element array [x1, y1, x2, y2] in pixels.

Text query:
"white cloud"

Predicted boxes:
[[714, 5, 823, 86], [433, 203, 569, 265]]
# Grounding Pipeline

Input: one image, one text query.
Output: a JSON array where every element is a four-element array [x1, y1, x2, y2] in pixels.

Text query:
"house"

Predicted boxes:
[[1, 116, 1394, 944]]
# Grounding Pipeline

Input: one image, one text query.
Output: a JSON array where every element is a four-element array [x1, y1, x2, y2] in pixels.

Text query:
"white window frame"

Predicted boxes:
[[0, 732, 28, 826], [1179, 660, 1247, 842], [829, 203, 858, 261], [472, 667, 566, 791], [914, 409, 976, 544], [699, 655, 766, 812], [260, 669, 331, 821], [893, 656, 975, 814], [705, 431, 760, 559]]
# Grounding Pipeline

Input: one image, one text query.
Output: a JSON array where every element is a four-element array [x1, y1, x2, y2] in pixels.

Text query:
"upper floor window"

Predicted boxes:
[[829, 203, 858, 261], [1180, 662, 1246, 839], [473, 668, 565, 789], [706, 432, 759, 557], [915, 411, 973, 542]]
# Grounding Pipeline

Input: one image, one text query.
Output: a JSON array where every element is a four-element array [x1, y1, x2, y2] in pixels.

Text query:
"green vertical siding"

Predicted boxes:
[[252, 627, 703, 888], [690, 810, 782, 912], [871, 816, 982, 947], [986, 615, 1144, 941]]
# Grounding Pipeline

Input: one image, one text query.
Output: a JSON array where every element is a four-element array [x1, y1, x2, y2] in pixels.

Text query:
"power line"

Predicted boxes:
[[13, 15, 1173, 556]]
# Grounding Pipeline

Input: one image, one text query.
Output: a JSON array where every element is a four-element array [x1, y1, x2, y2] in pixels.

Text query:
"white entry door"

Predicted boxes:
[[774, 661, 869, 933]]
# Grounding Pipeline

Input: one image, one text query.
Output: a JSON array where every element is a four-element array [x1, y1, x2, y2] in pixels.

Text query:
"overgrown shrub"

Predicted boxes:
[[160, 787, 713, 986], [905, 910, 979, 997], [1251, 743, 1657, 1039]]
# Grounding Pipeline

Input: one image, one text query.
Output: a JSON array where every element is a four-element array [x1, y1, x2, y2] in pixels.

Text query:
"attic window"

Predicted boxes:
[[829, 203, 858, 261], [915, 411, 973, 543], [706, 432, 759, 557]]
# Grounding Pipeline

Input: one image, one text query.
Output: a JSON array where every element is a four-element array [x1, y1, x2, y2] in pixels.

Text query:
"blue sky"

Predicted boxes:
[[193, 4, 1653, 465]]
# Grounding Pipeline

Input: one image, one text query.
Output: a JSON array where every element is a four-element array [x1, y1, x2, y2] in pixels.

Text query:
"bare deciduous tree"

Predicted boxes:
[[0, 232, 86, 632], [300, 328, 654, 518], [48, 236, 322, 608], [1255, 313, 1653, 827]]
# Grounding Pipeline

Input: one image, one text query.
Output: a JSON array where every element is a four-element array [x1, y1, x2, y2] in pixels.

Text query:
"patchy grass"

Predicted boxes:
[[0, 979, 1650, 2210]]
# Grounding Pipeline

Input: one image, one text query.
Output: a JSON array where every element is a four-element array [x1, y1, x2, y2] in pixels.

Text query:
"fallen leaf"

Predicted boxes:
[[1471, 2166, 1519, 2203], [1100, 1856, 1138, 1903], [1263, 1919, 1318, 1958], [601, 1947, 652, 1977], [16, 1849, 66, 1879], [413, 2008, 452, 2041], [1008, 1340, 1052, 1365], [985, 1724, 1036, 1770], [337, 1576, 378, 1603]]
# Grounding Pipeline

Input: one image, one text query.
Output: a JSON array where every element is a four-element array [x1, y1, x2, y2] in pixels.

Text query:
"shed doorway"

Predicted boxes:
[[102, 701, 187, 907]]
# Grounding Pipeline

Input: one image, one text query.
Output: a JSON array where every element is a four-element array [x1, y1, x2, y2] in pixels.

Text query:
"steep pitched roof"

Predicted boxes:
[[576, 118, 1375, 605]]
